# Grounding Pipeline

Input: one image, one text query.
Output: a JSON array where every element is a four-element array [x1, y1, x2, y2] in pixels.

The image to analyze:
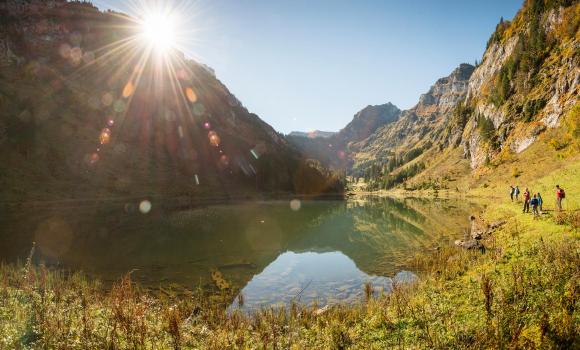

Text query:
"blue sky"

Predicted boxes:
[[92, 0, 522, 133]]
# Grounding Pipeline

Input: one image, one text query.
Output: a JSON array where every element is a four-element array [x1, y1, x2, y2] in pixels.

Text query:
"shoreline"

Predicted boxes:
[[1, 191, 578, 348]]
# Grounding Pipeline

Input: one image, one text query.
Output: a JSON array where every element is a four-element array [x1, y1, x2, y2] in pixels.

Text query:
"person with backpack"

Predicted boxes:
[[522, 188, 531, 213], [510, 185, 515, 201], [515, 186, 520, 201], [556, 185, 565, 211], [537, 193, 543, 214], [530, 194, 539, 217]]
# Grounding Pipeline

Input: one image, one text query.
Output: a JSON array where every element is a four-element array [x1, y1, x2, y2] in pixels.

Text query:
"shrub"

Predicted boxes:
[[554, 210, 580, 231], [522, 98, 547, 122], [548, 138, 569, 151], [564, 103, 580, 139], [477, 115, 498, 147]]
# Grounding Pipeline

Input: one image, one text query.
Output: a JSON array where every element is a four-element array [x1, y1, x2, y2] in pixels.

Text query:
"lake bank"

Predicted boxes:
[[1, 189, 578, 348]]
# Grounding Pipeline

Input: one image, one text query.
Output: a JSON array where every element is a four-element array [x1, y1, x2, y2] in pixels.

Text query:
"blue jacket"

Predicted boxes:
[[530, 198, 539, 206]]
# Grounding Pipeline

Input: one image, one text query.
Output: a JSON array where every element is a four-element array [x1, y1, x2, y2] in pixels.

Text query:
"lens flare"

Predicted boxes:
[[208, 131, 220, 147], [185, 87, 197, 103], [139, 200, 152, 214], [99, 131, 111, 145], [122, 81, 135, 98], [290, 199, 301, 211]]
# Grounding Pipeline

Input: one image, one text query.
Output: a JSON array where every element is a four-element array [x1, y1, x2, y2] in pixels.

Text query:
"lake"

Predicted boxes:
[[0, 196, 479, 311]]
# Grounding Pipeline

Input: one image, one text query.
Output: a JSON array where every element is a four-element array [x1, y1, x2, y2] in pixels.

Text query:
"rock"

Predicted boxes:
[[455, 239, 485, 252], [471, 231, 484, 240], [313, 305, 330, 316], [488, 220, 507, 230], [415, 64, 475, 116]]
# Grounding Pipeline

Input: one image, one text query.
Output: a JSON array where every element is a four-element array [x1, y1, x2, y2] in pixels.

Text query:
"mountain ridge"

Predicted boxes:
[[287, 102, 401, 169], [296, 0, 579, 192], [0, 0, 344, 201]]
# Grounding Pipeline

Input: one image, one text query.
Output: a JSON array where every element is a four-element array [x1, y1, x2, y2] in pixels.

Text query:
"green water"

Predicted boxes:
[[0, 196, 478, 310]]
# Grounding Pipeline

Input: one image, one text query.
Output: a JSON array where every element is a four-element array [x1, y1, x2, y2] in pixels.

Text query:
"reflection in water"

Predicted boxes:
[[228, 251, 394, 311], [0, 196, 478, 309]]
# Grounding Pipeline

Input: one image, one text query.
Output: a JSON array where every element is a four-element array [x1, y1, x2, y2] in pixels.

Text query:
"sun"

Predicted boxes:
[[139, 11, 178, 52]]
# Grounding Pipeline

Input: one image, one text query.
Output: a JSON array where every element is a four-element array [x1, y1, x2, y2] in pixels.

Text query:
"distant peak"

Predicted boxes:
[[288, 130, 337, 139], [355, 102, 400, 118]]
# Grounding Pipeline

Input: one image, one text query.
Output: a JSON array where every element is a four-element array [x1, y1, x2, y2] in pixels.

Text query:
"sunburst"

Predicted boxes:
[[73, 0, 217, 183]]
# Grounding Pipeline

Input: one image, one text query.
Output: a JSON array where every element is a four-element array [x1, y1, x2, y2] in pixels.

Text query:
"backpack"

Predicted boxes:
[[560, 189, 566, 198]]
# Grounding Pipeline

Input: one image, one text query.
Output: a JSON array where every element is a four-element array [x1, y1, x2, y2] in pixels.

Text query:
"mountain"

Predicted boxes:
[[339, 103, 402, 143], [333, 0, 579, 191], [287, 102, 401, 169], [288, 130, 336, 138], [0, 1, 343, 202], [351, 64, 475, 178], [460, 0, 579, 169]]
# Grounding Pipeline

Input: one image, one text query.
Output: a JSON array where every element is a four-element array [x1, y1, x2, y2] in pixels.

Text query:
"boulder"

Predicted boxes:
[[455, 239, 485, 252], [488, 220, 507, 230]]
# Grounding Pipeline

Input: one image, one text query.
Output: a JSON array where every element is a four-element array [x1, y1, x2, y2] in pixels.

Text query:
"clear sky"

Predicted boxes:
[[92, 0, 522, 133]]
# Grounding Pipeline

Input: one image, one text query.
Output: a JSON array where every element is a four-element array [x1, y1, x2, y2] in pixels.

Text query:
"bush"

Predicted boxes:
[[554, 210, 580, 231], [477, 115, 498, 147], [511, 167, 522, 178], [522, 98, 547, 122], [548, 138, 569, 151]]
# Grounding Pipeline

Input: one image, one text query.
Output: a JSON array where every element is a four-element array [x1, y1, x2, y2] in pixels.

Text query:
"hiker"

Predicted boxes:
[[522, 187, 530, 213], [530, 194, 539, 217], [514, 186, 520, 201], [510, 185, 515, 201], [537, 192, 543, 214], [556, 185, 566, 211]]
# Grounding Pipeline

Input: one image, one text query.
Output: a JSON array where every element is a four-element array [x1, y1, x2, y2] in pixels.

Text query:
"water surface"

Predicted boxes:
[[0, 196, 478, 310]]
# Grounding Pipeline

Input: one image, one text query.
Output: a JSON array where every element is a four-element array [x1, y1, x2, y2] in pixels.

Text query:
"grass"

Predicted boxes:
[[1, 142, 579, 349]]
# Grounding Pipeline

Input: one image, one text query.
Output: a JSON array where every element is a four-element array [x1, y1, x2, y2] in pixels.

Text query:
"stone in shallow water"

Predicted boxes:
[[393, 271, 418, 284]]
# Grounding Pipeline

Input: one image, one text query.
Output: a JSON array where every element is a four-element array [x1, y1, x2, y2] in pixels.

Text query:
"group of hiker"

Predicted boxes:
[[509, 184, 566, 217]]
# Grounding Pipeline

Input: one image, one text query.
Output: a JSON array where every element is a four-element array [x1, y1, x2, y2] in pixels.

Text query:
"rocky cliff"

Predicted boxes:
[[350, 63, 475, 178], [461, 0, 579, 169], [0, 0, 343, 202], [341, 0, 579, 190], [287, 102, 401, 169]]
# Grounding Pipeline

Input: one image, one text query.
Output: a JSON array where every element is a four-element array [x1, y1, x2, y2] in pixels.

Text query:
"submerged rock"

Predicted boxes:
[[393, 271, 418, 284]]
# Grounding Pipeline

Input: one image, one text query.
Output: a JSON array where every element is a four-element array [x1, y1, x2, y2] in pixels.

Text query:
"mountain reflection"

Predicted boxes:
[[0, 197, 477, 307]]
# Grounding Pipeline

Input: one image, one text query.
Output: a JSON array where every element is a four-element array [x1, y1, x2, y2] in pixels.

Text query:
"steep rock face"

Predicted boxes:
[[300, 0, 578, 190], [462, 2, 579, 169], [416, 63, 475, 116], [541, 42, 580, 128], [351, 63, 475, 175], [287, 102, 401, 169], [340, 103, 401, 143], [0, 1, 342, 201], [466, 36, 520, 101]]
